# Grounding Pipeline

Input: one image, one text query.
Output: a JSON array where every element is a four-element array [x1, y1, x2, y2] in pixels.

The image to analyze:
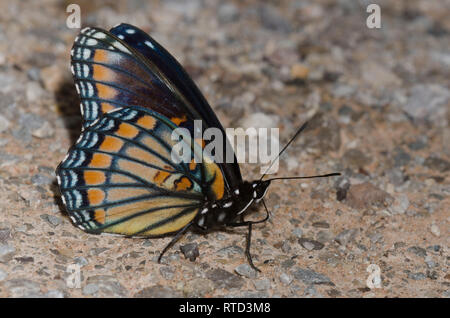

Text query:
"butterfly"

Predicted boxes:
[[56, 23, 339, 271]]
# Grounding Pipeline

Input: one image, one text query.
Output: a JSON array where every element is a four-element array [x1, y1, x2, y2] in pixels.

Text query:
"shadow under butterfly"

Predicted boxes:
[[56, 23, 340, 271]]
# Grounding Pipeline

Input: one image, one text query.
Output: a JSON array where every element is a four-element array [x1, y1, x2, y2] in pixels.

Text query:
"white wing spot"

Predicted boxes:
[[144, 41, 155, 49], [125, 29, 136, 34]]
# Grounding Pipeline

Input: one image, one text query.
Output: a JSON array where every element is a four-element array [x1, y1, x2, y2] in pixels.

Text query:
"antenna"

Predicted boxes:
[[259, 121, 309, 181], [259, 121, 340, 182]]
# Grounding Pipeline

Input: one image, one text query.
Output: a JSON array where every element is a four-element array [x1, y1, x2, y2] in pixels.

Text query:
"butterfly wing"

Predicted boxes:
[[56, 106, 225, 236], [71, 25, 242, 193]]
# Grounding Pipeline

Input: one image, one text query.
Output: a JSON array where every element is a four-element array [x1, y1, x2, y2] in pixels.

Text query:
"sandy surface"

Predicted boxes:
[[0, 0, 448, 297]]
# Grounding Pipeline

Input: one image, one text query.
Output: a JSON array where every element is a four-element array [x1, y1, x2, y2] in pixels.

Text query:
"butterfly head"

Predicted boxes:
[[250, 180, 271, 203]]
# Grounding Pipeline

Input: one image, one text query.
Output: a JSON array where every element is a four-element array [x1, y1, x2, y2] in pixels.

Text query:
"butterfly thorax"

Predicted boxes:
[[194, 180, 271, 230]]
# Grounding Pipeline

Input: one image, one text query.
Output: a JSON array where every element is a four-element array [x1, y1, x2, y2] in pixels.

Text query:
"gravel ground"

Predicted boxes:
[[0, 0, 448, 298]]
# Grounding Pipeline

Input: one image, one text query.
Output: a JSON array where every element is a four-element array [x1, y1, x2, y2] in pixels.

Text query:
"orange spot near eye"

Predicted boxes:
[[84, 171, 106, 185], [93, 64, 115, 81], [153, 170, 171, 186], [96, 83, 117, 99], [136, 115, 156, 130], [90, 153, 112, 168], [94, 209, 106, 224], [116, 123, 139, 138], [171, 115, 187, 126], [175, 177, 192, 191], [87, 189, 105, 205], [101, 103, 116, 113], [100, 136, 124, 152], [94, 50, 108, 63]]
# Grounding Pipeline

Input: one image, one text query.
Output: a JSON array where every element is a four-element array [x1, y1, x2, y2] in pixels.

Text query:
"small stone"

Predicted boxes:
[[408, 136, 428, 150], [82, 283, 99, 295], [85, 275, 127, 297], [32, 121, 54, 139], [342, 149, 372, 168], [45, 290, 64, 298], [335, 228, 358, 246], [41, 214, 62, 227], [430, 224, 440, 237], [253, 278, 271, 291], [335, 177, 350, 201], [393, 148, 411, 167], [0, 244, 16, 263], [407, 272, 426, 280], [259, 4, 292, 32], [40, 64, 66, 93], [407, 246, 427, 258], [31, 174, 53, 186], [292, 228, 303, 238], [218, 3, 239, 23], [298, 238, 324, 251], [312, 221, 329, 229], [401, 84, 449, 124], [74, 256, 89, 267], [206, 268, 244, 289], [5, 279, 41, 297], [290, 63, 309, 80], [183, 278, 215, 297], [26, 81, 46, 102], [345, 182, 394, 210], [0, 268, 7, 281], [293, 268, 333, 285], [0, 115, 10, 133], [235, 264, 258, 279], [387, 194, 410, 215], [159, 266, 175, 280], [279, 273, 292, 285], [134, 285, 182, 298], [424, 156, 450, 172], [180, 243, 199, 262]]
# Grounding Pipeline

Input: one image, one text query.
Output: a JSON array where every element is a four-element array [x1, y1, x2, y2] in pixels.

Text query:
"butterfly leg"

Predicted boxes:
[[158, 222, 193, 264], [226, 199, 271, 272]]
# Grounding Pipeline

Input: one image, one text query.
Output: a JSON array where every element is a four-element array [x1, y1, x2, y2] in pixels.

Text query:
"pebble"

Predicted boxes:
[[159, 266, 175, 280], [0, 115, 10, 133], [292, 228, 303, 238], [253, 278, 271, 291], [85, 275, 127, 297], [206, 268, 244, 289], [387, 194, 410, 215], [31, 173, 53, 186], [290, 63, 309, 80], [430, 224, 440, 237], [40, 214, 62, 227], [342, 148, 372, 168], [235, 263, 258, 279], [424, 156, 450, 172], [0, 244, 16, 263], [180, 243, 199, 262], [401, 84, 449, 124], [134, 285, 182, 298], [4, 279, 41, 297], [334, 229, 358, 246], [258, 4, 292, 32], [183, 278, 214, 297], [82, 283, 99, 295], [345, 182, 394, 210], [32, 121, 54, 139], [292, 268, 333, 285], [218, 3, 239, 23], [298, 238, 324, 251], [0, 268, 7, 281], [74, 256, 88, 267], [279, 273, 293, 285], [407, 246, 427, 258], [407, 272, 426, 281]]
